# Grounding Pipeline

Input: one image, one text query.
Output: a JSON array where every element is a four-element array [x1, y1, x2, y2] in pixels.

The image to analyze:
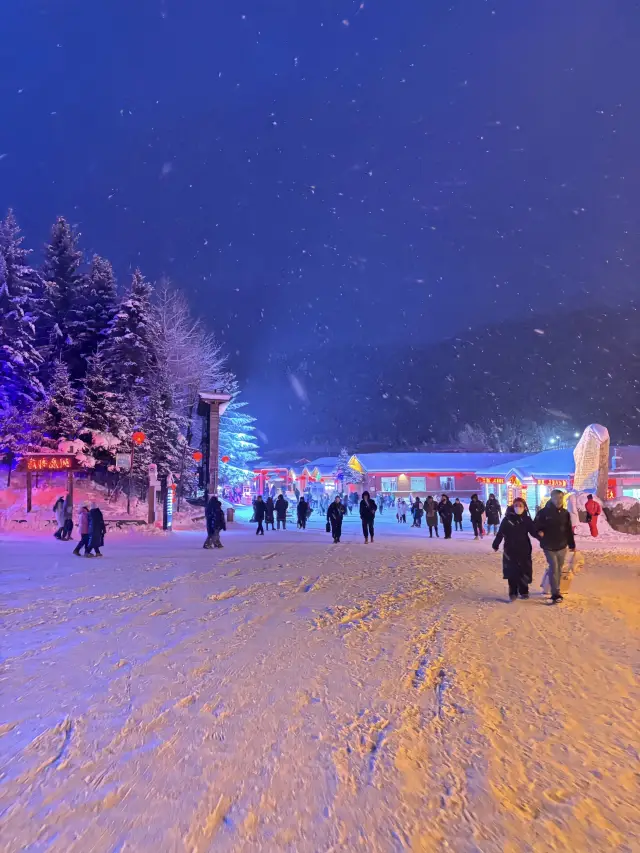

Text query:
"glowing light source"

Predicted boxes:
[[132, 430, 146, 446], [221, 455, 230, 463], [192, 450, 203, 463]]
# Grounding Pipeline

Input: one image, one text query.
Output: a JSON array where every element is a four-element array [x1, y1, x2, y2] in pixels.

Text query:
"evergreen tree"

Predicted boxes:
[[103, 269, 158, 399], [39, 216, 85, 376], [31, 359, 81, 448], [141, 365, 184, 477], [219, 383, 260, 485], [68, 254, 118, 378], [82, 345, 129, 443], [333, 447, 362, 487]]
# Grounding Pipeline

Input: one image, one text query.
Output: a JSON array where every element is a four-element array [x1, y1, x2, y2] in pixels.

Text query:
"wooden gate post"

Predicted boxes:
[[26, 470, 32, 513]]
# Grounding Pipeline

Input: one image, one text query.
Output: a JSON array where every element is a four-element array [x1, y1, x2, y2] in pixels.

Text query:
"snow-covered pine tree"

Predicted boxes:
[[141, 365, 184, 478], [219, 382, 260, 485], [40, 216, 85, 378], [68, 254, 118, 380], [103, 269, 158, 401], [333, 447, 362, 488], [31, 359, 81, 449], [82, 345, 129, 446]]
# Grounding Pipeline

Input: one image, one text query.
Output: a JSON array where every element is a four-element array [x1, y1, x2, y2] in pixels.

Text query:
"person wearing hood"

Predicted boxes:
[[396, 498, 407, 524], [452, 498, 464, 531], [73, 504, 91, 556], [86, 502, 106, 557], [437, 495, 454, 539], [485, 493, 502, 535], [492, 497, 539, 601], [297, 496, 309, 529], [61, 494, 74, 540], [360, 491, 377, 543], [412, 497, 423, 528], [254, 494, 266, 535], [584, 494, 602, 538], [53, 496, 65, 539], [327, 495, 346, 543], [204, 496, 226, 549], [535, 490, 576, 603], [265, 496, 275, 531], [275, 494, 289, 529], [469, 494, 486, 539]]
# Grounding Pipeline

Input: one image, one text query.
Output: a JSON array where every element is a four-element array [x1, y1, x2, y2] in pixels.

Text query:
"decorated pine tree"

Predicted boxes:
[[31, 359, 81, 448], [219, 382, 260, 485], [39, 216, 85, 375], [103, 269, 158, 399], [334, 447, 362, 488]]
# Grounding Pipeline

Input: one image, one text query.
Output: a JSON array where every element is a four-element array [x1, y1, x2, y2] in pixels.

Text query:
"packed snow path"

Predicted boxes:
[[1, 523, 638, 852]]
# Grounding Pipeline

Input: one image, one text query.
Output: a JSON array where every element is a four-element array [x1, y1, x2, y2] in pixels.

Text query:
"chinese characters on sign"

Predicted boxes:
[[537, 479, 568, 487], [26, 456, 74, 471]]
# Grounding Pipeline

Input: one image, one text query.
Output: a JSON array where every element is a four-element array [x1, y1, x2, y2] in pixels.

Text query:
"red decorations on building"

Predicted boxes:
[[477, 476, 505, 485], [536, 478, 568, 487]]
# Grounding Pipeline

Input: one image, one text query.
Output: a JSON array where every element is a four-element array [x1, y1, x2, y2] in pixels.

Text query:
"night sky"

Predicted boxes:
[[2, 1, 639, 399]]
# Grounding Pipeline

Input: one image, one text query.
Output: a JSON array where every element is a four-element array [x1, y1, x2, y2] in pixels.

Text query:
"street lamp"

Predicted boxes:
[[192, 450, 203, 463], [127, 430, 146, 515]]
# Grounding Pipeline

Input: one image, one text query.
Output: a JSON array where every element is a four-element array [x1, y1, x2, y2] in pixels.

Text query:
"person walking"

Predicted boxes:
[[327, 495, 346, 543], [469, 494, 486, 539], [412, 497, 423, 528], [73, 504, 91, 556], [585, 494, 602, 538], [492, 497, 539, 601], [265, 496, 276, 531], [204, 495, 226, 548], [360, 490, 377, 543], [452, 498, 464, 532], [396, 498, 407, 523], [297, 496, 309, 529], [254, 494, 266, 535], [60, 494, 74, 540], [275, 494, 289, 530], [53, 496, 65, 539], [535, 489, 576, 603], [485, 493, 502, 535], [86, 502, 106, 557], [425, 496, 440, 538], [438, 495, 454, 539]]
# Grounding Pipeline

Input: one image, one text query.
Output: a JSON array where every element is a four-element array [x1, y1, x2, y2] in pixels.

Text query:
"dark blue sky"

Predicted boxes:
[[1, 0, 639, 378]]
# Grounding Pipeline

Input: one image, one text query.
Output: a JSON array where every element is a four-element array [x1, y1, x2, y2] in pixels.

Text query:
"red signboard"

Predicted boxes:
[[536, 478, 568, 487], [18, 455, 79, 472], [477, 477, 505, 484]]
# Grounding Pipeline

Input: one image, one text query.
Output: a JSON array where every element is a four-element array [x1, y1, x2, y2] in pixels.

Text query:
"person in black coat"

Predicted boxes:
[[204, 496, 226, 548], [360, 491, 378, 543], [492, 497, 539, 600], [437, 495, 454, 539], [485, 493, 502, 535], [411, 497, 423, 528], [452, 498, 464, 531], [86, 503, 106, 557], [534, 490, 576, 603], [265, 496, 275, 531], [297, 497, 308, 529], [469, 494, 486, 539], [327, 496, 346, 542], [254, 494, 266, 535], [425, 496, 439, 537], [275, 494, 289, 529]]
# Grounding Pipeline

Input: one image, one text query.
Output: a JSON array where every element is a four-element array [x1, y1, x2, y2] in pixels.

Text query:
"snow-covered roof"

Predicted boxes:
[[477, 445, 640, 477], [308, 456, 339, 470], [349, 452, 525, 473]]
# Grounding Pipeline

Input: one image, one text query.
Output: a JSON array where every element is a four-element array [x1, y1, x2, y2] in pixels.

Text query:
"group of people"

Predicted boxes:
[[326, 491, 377, 543], [492, 489, 576, 603], [52, 495, 106, 557], [398, 493, 503, 540]]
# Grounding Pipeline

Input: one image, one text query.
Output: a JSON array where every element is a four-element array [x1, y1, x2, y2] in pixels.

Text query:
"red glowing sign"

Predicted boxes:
[[537, 479, 568, 487], [478, 477, 505, 485], [21, 455, 77, 472]]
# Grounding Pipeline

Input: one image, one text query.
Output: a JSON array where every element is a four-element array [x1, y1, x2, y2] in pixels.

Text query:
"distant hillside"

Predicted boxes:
[[246, 303, 640, 450]]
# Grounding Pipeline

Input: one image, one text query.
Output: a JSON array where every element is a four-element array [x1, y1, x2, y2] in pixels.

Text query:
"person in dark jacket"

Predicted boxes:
[[485, 494, 502, 535], [297, 497, 309, 529], [61, 494, 74, 540], [254, 494, 266, 535], [469, 494, 486, 539], [86, 503, 106, 557], [265, 496, 275, 531], [452, 498, 464, 531], [535, 490, 576, 603], [425, 496, 439, 537], [204, 496, 226, 548], [437, 495, 454, 539], [327, 495, 346, 542], [275, 494, 289, 529], [359, 491, 377, 542], [412, 497, 423, 528], [492, 497, 539, 600]]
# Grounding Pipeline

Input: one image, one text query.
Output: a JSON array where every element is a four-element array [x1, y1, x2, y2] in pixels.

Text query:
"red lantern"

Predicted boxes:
[[192, 450, 203, 463], [132, 430, 146, 446], [221, 455, 230, 464]]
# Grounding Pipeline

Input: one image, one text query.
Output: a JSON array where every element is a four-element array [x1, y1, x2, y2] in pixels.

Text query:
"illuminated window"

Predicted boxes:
[[440, 476, 455, 491], [380, 477, 397, 492], [410, 476, 426, 492]]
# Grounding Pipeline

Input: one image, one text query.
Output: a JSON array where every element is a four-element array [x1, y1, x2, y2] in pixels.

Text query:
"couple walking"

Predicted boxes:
[[492, 490, 576, 603], [327, 491, 376, 543]]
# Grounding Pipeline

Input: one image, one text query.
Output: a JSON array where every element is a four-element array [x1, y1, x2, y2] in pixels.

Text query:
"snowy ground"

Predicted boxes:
[[1, 514, 638, 852]]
